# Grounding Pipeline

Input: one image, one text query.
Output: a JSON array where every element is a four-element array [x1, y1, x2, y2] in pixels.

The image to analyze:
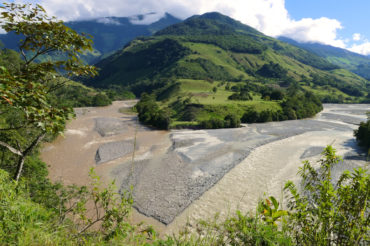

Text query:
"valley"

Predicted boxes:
[[41, 101, 369, 235], [1, 3, 369, 243]]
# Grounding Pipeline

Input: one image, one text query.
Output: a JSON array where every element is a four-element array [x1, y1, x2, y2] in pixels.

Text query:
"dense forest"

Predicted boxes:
[[0, 4, 369, 245]]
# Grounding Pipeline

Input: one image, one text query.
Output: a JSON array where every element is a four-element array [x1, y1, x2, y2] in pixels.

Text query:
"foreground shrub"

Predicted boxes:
[[168, 146, 369, 245], [0, 168, 154, 245], [284, 146, 369, 245], [170, 212, 292, 246]]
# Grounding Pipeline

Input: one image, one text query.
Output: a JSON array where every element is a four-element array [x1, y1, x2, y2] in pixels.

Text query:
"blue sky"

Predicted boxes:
[[286, 0, 370, 51], [11, 0, 370, 55]]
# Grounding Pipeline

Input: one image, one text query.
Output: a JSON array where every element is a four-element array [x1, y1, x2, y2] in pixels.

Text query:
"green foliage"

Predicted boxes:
[[89, 38, 191, 88], [92, 92, 112, 106], [242, 92, 322, 123], [86, 12, 369, 110], [280, 37, 370, 79], [0, 47, 22, 73], [0, 167, 154, 245], [0, 66, 72, 134], [257, 62, 287, 79], [228, 91, 253, 101], [105, 85, 136, 100], [169, 146, 369, 245], [276, 38, 340, 71], [282, 92, 323, 120], [0, 3, 96, 78], [269, 90, 285, 100], [136, 93, 171, 130], [184, 34, 266, 54], [48, 80, 112, 107], [311, 73, 364, 97], [200, 113, 241, 129], [173, 57, 234, 81], [258, 196, 288, 226], [284, 146, 370, 245], [354, 114, 370, 154], [0, 2, 97, 181], [156, 12, 262, 37], [156, 82, 181, 101], [0, 169, 59, 245]]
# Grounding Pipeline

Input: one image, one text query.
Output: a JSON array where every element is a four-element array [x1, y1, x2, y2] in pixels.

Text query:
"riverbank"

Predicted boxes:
[[41, 102, 369, 235]]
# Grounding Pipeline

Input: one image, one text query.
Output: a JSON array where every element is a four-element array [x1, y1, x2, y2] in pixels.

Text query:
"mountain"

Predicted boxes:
[[86, 12, 369, 128], [279, 37, 370, 80], [0, 13, 181, 64]]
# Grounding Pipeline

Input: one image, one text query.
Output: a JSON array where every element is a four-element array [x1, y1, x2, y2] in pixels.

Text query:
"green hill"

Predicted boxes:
[[279, 37, 370, 80], [86, 12, 370, 128]]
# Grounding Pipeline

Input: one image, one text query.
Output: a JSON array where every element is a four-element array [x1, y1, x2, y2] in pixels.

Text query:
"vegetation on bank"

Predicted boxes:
[[354, 112, 370, 155], [135, 78, 323, 129], [0, 4, 368, 245], [136, 93, 171, 130]]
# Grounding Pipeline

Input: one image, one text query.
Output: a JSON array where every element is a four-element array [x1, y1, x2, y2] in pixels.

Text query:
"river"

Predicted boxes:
[[41, 101, 369, 235]]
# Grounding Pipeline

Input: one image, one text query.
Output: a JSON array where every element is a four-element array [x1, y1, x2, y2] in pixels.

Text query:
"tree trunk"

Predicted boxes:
[[14, 132, 45, 181], [14, 155, 26, 182]]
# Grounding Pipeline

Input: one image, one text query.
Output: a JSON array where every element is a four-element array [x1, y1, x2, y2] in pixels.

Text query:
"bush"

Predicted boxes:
[[270, 90, 285, 100], [257, 62, 287, 79], [284, 146, 369, 245], [241, 109, 260, 123], [92, 93, 112, 106], [224, 114, 241, 128], [228, 91, 253, 101], [354, 115, 370, 154], [170, 146, 369, 245], [200, 118, 225, 129]]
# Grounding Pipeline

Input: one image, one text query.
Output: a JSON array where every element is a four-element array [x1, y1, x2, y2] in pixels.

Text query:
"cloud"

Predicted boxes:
[[34, 0, 346, 48], [96, 17, 121, 25], [14, 0, 361, 53], [280, 17, 345, 48], [349, 41, 370, 56], [353, 33, 361, 41]]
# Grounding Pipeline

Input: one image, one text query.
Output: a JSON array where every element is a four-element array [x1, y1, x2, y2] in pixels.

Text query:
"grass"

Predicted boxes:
[[177, 79, 280, 108], [182, 42, 250, 79], [301, 85, 357, 102], [163, 79, 282, 125]]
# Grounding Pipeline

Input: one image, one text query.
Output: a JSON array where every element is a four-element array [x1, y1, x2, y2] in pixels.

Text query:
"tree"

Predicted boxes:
[[0, 3, 97, 181], [92, 93, 111, 106], [224, 114, 241, 128]]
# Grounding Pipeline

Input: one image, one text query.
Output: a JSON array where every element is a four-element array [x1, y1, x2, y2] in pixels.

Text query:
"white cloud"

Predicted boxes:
[[35, 0, 346, 46], [353, 33, 361, 41], [14, 0, 364, 54], [96, 17, 121, 25], [349, 41, 370, 56]]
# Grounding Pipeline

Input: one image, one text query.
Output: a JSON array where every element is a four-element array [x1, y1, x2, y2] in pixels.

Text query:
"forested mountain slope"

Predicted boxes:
[[279, 37, 370, 80], [85, 12, 370, 128]]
